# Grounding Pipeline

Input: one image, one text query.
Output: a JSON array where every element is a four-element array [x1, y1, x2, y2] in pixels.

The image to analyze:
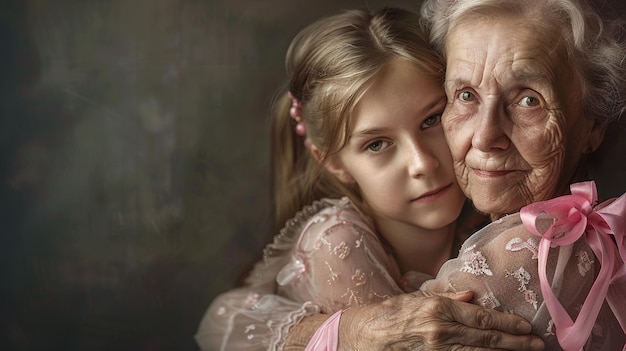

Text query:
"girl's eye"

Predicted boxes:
[[458, 90, 475, 101], [366, 140, 389, 153], [421, 113, 442, 129], [519, 96, 540, 107]]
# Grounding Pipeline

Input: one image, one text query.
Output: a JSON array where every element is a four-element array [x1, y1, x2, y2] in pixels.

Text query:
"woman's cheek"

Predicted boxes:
[[443, 114, 474, 159]]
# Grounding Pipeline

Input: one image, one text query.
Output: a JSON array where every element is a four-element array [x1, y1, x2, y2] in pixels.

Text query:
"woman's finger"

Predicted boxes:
[[340, 291, 545, 350], [422, 291, 545, 350]]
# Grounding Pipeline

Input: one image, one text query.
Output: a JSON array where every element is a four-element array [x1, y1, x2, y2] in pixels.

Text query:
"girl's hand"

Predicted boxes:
[[338, 290, 545, 351]]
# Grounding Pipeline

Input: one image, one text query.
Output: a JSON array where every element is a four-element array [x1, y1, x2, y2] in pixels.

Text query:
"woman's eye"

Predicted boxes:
[[366, 140, 389, 153], [421, 114, 442, 129], [458, 90, 475, 101], [519, 96, 540, 107]]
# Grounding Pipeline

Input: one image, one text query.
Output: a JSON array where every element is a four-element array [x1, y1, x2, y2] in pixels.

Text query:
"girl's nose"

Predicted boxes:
[[407, 142, 439, 178]]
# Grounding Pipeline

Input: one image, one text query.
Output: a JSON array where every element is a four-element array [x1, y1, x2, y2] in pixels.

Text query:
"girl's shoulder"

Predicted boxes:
[[245, 198, 345, 286], [293, 197, 376, 246], [258, 198, 373, 273]]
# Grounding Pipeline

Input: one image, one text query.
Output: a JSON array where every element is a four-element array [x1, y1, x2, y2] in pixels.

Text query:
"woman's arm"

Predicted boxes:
[[284, 314, 330, 350], [279, 203, 545, 351], [198, 199, 545, 351], [420, 210, 621, 350], [336, 290, 543, 351], [202, 287, 544, 351], [279, 225, 544, 350]]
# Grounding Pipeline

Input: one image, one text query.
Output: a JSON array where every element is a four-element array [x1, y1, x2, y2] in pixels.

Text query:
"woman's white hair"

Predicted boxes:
[[420, 0, 626, 123]]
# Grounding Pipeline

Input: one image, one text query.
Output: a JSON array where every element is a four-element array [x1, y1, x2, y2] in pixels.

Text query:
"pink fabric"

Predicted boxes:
[[520, 181, 626, 351], [198, 187, 625, 350], [304, 310, 344, 351], [422, 181, 625, 349]]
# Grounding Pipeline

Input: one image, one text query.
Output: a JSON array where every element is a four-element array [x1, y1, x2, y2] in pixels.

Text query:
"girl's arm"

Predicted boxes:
[[195, 286, 321, 351], [194, 199, 338, 351], [280, 205, 544, 351], [197, 200, 545, 351]]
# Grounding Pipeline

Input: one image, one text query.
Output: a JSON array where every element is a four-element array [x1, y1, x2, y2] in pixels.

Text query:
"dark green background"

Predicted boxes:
[[1, 1, 624, 350], [0, 1, 422, 350]]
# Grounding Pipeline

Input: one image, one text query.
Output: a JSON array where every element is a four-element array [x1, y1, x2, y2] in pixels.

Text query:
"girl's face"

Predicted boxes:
[[327, 58, 465, 232]]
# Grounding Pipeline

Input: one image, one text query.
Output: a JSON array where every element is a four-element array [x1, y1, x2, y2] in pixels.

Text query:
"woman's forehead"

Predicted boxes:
[[445, 18, 566, 84]]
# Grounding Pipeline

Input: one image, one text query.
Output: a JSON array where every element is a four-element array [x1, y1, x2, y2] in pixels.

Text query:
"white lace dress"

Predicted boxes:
[[197, 182, 626, 351], [421, 181, 626, 350], [195, 197, 432, 351]]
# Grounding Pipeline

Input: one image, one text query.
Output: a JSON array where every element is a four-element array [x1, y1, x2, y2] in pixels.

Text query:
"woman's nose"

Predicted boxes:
[[471, 102, 511, 152]]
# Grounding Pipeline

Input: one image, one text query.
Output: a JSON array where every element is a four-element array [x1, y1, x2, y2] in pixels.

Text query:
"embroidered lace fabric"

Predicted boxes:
[[195, 197, 430, 351], [421, 205, 626, 350], [197, 185, 626, 351]]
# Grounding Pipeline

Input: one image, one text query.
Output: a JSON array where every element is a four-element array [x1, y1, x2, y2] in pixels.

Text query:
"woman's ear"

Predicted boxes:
[[309, 144, 355, 184], [587, 119, 609, 153]]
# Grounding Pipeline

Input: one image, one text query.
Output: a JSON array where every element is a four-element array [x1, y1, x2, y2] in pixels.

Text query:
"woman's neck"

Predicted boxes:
[[375, 219, 457, 277]]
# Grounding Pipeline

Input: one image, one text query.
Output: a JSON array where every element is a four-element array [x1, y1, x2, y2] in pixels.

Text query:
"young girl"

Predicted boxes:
[[195, 7, 491, 351]]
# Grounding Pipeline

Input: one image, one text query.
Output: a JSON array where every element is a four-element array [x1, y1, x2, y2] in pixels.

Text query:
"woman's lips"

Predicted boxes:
[[473, 169, 512, 178]]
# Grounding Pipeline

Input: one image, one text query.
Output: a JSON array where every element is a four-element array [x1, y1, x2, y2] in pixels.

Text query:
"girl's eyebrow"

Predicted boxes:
[[351, 97, 446, 138], [351, 127, 391, 138], [425, 96, 447, 110]]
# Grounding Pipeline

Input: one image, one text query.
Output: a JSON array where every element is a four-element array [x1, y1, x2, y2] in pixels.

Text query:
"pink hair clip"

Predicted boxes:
[[288, 91, 306, 136]]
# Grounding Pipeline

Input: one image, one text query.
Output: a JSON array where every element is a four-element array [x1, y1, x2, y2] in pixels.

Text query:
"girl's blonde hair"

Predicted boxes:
[[270, 7, 444, 231]]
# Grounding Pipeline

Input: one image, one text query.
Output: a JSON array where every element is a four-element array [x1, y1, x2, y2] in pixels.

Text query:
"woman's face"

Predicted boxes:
[[442, 18, 605, 217]]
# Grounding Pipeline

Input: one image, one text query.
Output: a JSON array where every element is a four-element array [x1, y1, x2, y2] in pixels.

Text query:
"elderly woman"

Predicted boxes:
[[416, 0, 626, 349], [196, 0, 626, 350]]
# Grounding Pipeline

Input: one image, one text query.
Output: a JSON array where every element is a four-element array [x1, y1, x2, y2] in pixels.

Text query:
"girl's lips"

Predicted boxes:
[[414, 184, 451, 202]]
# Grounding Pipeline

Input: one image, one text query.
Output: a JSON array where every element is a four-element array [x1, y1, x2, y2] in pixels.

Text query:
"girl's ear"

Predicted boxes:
[[309, 144, 356, 184]]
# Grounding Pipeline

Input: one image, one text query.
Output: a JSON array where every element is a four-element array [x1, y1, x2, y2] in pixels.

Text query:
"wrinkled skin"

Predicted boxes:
[[442, 18, 607, 219], [337, 291, 543, 351]]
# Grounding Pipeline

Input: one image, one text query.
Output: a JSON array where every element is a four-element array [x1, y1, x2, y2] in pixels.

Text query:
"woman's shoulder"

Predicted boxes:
[[460, 212, 525, 250]]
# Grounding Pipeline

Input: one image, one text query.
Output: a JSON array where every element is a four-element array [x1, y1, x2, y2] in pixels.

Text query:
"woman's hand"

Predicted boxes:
[[338, 290, 545, 351]]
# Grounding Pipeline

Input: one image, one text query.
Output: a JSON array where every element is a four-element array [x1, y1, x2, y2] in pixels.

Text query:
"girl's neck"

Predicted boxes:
[[376, 219, 457, 277]]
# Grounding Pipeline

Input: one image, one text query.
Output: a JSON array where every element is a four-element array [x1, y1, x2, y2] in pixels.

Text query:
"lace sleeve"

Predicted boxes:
[[195, 199, 338, 351], [276, 207, 405, 313], [279, 220, 402, 313], [195, 287, 320, 351], [421, 211, 625, 350]]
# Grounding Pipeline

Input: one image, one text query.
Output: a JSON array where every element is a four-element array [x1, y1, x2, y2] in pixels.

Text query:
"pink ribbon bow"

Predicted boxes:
[[520, 181, 626, 351]]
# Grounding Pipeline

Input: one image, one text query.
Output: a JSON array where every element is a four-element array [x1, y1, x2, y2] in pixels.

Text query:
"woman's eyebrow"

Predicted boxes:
[[511, 70, 552, 85], [444, 72, 550, 89], [444, 77, 472, 90]]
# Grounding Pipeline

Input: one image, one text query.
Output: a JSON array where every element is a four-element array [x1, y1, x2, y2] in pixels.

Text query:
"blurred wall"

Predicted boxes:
[[0, 1, 421, 350], [1, 0, 625, 350]]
